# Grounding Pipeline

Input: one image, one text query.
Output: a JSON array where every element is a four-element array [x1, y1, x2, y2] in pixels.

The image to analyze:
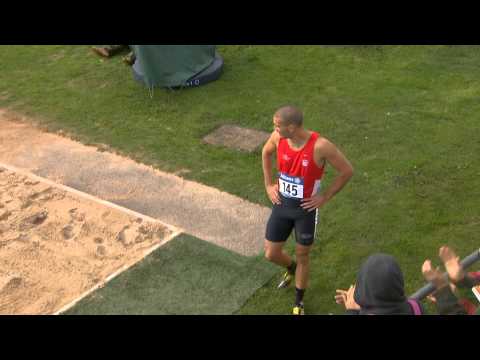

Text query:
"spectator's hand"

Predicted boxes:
[[335, 290, 346, 305], [335, 285, 360, 310], [439, 246, 465, 284], [266, 184, 281, 205], [421, 260, 448, 289]]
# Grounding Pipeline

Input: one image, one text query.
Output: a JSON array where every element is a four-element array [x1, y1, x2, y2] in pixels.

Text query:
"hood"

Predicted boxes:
[[354, 253, 412, 315]]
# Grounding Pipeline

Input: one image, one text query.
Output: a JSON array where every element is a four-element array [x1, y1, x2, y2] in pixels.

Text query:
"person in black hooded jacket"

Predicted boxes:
[[335, 253, 426, 315]]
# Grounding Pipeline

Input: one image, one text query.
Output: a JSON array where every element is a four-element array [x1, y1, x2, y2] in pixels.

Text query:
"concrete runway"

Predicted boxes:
[[0, 109, 270, 256]]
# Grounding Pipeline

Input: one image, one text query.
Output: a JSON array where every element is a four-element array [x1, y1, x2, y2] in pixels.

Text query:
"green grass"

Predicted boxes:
[[1, 45, 479, 314], [64, 234, 277, 315]]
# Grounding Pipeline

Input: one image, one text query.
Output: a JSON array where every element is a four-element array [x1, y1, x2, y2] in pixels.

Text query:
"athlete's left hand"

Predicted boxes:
[[301, 194, 328, 212]]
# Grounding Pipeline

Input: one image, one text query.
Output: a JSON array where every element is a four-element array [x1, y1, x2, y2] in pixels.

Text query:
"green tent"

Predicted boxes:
[[130, 45, 224, 89]]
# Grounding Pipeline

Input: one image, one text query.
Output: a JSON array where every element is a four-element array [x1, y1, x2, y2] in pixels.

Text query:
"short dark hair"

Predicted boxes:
[[274, 105, 303, 127]]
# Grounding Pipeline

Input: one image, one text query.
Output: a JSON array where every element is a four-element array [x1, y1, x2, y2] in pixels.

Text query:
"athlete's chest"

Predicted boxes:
[[279, 151, 311, 172], [279, 138, 316, 169]]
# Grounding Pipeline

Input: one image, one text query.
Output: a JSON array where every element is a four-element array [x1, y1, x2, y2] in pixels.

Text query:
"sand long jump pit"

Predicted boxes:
[[0, 164, 181, 315]]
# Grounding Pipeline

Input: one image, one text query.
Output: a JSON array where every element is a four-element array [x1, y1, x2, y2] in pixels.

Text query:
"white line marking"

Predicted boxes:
[[0, 162, 184, 315]]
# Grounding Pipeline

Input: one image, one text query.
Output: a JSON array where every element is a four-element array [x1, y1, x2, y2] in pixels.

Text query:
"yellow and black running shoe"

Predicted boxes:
[[277, 271, 293, 289], [292, 302, 305, 315]]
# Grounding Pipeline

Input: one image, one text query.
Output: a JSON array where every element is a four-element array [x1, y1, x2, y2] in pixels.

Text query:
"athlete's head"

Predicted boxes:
[[273, 105, 304, 138]]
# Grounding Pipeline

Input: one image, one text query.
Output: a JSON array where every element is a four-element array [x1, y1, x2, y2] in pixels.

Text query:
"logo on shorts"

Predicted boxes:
[[302, 160, 309, 167]]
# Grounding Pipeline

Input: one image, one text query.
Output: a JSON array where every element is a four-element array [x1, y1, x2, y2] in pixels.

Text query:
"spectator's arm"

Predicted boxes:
[[456, 272, 480, 289], [433, 287, 468, 315]]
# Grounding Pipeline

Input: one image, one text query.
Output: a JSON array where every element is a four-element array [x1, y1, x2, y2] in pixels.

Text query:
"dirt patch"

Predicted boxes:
[[0, 166, 177, 314], [203, 125, 270, 152]]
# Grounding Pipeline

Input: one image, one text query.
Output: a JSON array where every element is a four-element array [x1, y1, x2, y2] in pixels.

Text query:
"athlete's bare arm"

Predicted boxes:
[[301, 137, 353, 211], [262, 131, 281, 204]]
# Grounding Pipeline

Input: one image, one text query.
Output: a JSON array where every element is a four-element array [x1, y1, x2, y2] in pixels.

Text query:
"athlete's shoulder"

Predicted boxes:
[[314, 135, 333, 149], [313, 135, 339, 158], [268, 131, 281, 146], [263, 131, 280, 152]]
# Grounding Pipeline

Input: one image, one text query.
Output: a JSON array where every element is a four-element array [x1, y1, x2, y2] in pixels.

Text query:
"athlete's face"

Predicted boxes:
[[273, 116, 294, 138]]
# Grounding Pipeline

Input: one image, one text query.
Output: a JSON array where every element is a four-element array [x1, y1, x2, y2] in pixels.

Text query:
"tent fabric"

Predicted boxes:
[[130, 45, 222, 89]]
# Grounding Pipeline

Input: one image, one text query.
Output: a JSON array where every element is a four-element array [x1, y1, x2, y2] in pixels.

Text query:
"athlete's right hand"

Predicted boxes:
[[266, 184, 281, 205]]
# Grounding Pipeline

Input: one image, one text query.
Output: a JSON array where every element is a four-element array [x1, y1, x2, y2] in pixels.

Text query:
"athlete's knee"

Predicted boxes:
[[264, 244, 281, 262], [295, 246, 311, 265], [296, 252, 310, 265], [265, 248, 277, 262]]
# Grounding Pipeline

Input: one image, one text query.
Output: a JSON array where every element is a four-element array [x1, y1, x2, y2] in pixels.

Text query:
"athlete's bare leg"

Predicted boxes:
[[264, 239, 293, 268], [295, 243, 312, 289]]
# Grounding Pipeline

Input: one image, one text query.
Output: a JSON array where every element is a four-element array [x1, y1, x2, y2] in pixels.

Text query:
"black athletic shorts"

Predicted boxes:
[[265, 194, 319, 246]]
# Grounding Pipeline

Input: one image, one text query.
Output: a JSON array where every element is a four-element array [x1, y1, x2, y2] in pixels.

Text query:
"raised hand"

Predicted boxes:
[[335, 284, 360, 310], [421, 259, 448, 289], [439, 246, 465, 284]]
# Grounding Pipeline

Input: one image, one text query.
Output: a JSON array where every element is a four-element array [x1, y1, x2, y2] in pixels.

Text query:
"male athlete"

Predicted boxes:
[[262, 105, 354, 315]]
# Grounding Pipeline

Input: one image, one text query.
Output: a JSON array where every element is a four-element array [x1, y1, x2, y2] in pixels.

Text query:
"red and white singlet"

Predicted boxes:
[[277, 132, 325, 199]]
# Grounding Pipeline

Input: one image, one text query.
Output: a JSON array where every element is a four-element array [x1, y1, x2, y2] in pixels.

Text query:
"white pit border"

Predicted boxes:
[[0, 162, 184, 315]]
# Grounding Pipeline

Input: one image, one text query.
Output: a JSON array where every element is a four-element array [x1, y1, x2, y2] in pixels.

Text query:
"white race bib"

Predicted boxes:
[[278, 173, 304, 199]]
